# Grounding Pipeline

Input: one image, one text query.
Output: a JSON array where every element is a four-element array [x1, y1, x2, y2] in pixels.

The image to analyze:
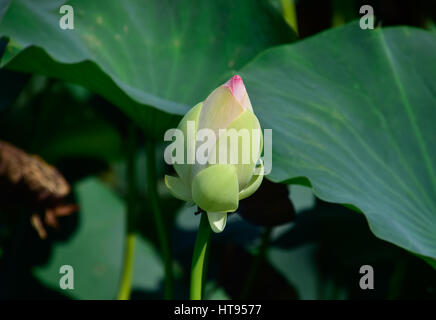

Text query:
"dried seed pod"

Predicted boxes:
[[0, 140, 77, 238], [0, 141, 70, 207]]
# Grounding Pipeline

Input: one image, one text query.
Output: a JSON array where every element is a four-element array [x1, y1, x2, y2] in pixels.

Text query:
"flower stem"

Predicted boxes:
[[190, 213, 211, 300], [388, 259, 407, 300], [117, 233, 136, 300], [240, 226, 272, 299], [117, 123, 138, 300], [281, 0, 299, 35], [145, 139, 174, 299]]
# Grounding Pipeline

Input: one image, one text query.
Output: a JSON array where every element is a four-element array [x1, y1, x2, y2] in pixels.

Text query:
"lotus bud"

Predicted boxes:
[[165, 75, 264, 233]]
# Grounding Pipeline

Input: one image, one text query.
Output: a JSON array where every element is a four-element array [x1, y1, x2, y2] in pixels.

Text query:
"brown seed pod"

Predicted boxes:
[[0, 140, 77, 238], [0, 141, 70, 207]]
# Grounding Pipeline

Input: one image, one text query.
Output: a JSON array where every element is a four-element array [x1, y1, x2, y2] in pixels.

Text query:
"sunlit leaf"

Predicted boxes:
[[0, 0, 295, 137], [241, 23, 436, 259]]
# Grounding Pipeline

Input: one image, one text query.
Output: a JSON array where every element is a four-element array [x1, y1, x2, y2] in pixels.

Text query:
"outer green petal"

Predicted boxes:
[[238, 159, 264, 200], [209, 110, 262, 190], [198, 86, 244, 134], [207, 212, 227, 233], [174, 102, 203, 187], [165, 175, 192, 202], [192, 164, 239, 212]]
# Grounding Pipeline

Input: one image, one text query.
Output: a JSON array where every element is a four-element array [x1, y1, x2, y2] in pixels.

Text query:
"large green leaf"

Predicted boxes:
[[0, 1, 11, 22], [0, 0, 295, 137], [240, 23, 436, 259]]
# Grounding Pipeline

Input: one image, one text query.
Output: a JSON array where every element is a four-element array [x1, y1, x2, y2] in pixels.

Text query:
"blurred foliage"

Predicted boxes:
[[239, 179, 296, 227], [272, 199, 436, 299], [0, 78, 125, 165], [34, 177, 164, 300]]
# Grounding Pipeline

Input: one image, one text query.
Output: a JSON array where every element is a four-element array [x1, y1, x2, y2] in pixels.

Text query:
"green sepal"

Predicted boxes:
[[207, 212, 227, 233], [192, 164, 239, 212], [239, 159, 264, 200], [164, 175, 192, 202]]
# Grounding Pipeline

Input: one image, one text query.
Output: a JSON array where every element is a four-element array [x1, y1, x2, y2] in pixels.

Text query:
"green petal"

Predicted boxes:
[[239, 159, 264, 200], [209, 110, 262, 190], [173, 102, 203, 187], [164, 175, 192, 202], [192, 164, 239, 212], [198, 86, 244, 134], [207, 212, 227, 233]]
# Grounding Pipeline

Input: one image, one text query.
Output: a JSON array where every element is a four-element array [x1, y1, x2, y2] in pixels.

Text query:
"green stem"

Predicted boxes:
[[388, 259, 407, 300], [117, 233, 137, 300], [331, 0, 356, 27], [145, 139, 174, 299], [190, 213, 212, 300], [240, 226, 272, 299], [281, 0, 299, 35], [117, 123, 138, 300]]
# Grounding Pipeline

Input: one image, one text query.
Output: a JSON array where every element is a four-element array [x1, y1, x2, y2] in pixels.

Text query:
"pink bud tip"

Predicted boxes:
[[224, 75, 245, 104]]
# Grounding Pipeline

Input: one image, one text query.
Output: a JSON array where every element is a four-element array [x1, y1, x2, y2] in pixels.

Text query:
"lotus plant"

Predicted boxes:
[[165, 75, 264, 232], [165, 75, 264, 299]]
